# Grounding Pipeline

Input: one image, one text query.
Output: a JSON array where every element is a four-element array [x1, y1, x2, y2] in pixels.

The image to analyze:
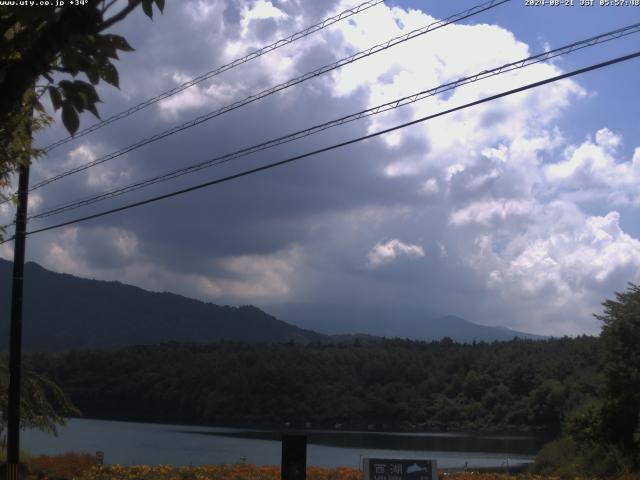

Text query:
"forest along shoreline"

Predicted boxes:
[[26, 336, 600, 435]]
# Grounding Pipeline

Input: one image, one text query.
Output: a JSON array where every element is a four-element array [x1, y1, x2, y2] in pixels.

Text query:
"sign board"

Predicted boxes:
[[363, 458, 437, 480], [95, 451, 104, 465]]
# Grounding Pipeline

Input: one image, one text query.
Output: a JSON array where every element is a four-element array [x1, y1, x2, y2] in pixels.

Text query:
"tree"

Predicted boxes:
[[0, 358, 79, 440], [0, 0, 164, 441], [595, 283, 640, 468], [0, 0, 164, 200], [532, 285, 640, 477]]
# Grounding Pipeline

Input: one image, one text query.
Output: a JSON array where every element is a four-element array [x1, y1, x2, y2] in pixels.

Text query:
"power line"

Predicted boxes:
[[22, 21, 640, 222], [41, 0, 387, 153], [8, 49, 637, 243], [26, 0, 509, 193], [31, 0, 509, 191]]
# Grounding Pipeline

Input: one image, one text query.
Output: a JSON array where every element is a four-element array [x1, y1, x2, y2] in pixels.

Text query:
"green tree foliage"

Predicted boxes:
[[532, 397, 629, 477], [0, 0, 164, 198], [0, 358, 79, 441], [27, 336, 602, 434], [0, 0, 162, 436], [532, 435, 627, 479], [533, 284, 640, 476], [595, 283, 640, 468]]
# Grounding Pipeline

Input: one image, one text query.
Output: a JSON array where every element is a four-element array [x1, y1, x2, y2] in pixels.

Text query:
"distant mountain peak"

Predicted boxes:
[[426, 315, 547, 342]]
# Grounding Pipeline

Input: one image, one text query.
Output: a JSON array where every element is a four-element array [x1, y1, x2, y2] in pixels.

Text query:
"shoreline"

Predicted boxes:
[[62, 415, 553, 437]]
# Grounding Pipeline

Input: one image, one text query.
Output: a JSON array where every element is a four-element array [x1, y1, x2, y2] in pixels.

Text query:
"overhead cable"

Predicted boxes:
[[27, 0, 510, 193], [41, 0, 387, 153], [6, 49, 637, 243], [24, 21, 640, 222]]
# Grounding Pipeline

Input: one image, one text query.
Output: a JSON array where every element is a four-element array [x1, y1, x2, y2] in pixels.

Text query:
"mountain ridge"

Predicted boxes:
[[0, 259, 545, 351], [270, 303, 546, 342], [0, 259, 327, 351]]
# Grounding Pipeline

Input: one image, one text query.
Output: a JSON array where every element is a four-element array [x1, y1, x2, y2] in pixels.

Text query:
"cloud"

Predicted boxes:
[[214, 245, 303, 300], [545, 128, 640, 205], [243, 0, 287, 24], [12, 0, 639, 338], [460, 204, 640, 334], [420, 177, 439, 195], [40, 224, 303, 303], [157, 73, 246, 120], [449, 199, 535, 227], [44, 226, 140, 273], [367, 239, 425, 267]]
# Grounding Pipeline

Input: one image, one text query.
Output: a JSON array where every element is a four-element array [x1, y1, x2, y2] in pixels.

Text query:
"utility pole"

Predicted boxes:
[[4, 155, 31, 479]]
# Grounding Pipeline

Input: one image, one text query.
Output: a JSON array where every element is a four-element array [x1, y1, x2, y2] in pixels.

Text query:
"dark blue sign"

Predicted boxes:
[[363, 458, 437, 480]]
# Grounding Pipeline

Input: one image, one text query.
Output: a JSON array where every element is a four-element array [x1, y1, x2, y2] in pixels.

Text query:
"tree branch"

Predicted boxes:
[[99, 0, 143, 32], [102, 0, 119, 15], [50, 66, 75, 74]]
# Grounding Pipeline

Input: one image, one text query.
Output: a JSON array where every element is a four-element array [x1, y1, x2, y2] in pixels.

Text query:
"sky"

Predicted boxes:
[[2, 0, 640, 337]]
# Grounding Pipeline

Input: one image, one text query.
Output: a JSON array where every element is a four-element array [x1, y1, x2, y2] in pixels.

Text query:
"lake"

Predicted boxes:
[[22, 418, 546, 469]]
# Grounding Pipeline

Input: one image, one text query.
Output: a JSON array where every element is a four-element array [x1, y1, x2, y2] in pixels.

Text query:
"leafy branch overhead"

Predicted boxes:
[[0, 358, 80, 437], [46, 29, 138, 134], [0, 0, 164, 187]]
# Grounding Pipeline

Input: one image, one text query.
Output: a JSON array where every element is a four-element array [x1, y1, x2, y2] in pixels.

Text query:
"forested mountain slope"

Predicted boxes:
[[0, 260, 327, 350]]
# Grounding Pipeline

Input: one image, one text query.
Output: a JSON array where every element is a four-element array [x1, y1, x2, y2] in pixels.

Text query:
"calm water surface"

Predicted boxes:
[[22, 418, 545, 469]]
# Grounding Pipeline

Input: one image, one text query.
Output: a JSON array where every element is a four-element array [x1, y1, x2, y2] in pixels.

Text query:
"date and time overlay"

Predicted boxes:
[[526, 0, 640, 6], [4, 0, 640, 8]]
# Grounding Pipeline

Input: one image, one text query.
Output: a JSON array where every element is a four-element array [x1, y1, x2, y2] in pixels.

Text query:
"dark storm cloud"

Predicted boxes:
[[14, 0, 640, 337], [28, 10, 430, 273]]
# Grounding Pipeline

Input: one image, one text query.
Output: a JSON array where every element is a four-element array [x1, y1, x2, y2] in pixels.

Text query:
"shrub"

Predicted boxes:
[[532, 435, 629, 478]]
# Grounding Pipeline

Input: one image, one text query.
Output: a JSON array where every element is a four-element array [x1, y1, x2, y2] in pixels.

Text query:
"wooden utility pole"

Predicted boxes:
[[281, 434, 307, 480], [4, 160, 31, 479]]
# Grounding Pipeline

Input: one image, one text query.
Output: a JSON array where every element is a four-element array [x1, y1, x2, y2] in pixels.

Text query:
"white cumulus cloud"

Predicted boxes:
[[368, 239, 425, 267], [545, 128, 640, 205]]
